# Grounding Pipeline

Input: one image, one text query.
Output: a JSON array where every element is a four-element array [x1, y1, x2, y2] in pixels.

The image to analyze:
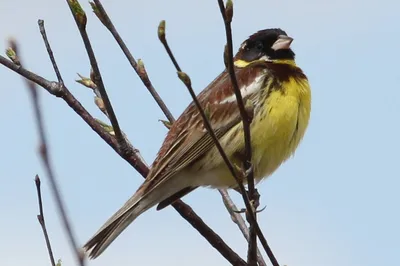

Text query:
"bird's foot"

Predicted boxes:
[[232, 188, 265, 216]]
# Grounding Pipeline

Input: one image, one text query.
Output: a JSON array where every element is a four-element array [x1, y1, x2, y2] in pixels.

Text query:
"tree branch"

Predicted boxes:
[[216, 1, 258, 264], [217, 1, 279, 265], [66, 0, 126, 149], [219, 190, 266, 266], [157, 22, 265, 265], [90, 0, 175, 123], [38, 20, 64, 85]]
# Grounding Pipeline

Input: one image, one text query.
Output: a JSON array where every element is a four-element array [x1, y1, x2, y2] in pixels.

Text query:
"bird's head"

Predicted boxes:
[[234, 28, 295, 67]]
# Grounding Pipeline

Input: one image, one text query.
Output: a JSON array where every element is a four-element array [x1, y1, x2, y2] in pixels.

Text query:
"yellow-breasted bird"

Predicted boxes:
[[84, 28, 311, 258]]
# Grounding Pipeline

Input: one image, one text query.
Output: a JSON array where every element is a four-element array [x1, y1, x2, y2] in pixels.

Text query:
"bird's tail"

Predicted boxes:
[[83, 183, 158, 259]]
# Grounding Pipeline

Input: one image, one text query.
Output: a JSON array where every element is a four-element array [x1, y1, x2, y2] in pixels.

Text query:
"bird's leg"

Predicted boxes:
[[232, 187, 265, 214]]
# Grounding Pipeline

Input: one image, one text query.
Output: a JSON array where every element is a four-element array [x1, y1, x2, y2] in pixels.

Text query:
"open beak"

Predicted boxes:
[[271, 35, 293, 51]]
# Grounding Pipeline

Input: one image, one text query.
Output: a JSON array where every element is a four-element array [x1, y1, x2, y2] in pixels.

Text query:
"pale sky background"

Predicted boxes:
[[0, 0, 399, 266]]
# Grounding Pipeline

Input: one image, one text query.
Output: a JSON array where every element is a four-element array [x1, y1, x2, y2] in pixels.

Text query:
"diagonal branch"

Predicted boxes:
[[157, 22, 263, 262], [1, 53, 150, 176], [66, 0, 126, 148], [217, 1, 279, 266], [38, 20, 64, 85], [90, 0, 175, 123], [219, 190, 266, 266], [216, 1, 258, 265]]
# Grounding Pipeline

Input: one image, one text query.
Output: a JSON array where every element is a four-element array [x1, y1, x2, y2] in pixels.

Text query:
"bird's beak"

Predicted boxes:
[[271, 35, 293, 51]]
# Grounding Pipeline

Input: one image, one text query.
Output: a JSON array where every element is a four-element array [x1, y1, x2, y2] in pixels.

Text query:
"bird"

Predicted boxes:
[[84, 28, 311, 258]]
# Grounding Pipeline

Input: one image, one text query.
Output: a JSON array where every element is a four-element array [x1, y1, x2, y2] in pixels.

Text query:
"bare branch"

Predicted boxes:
[[66, 0, 125, 147], [216, 1, 258, 263], [158, 21, 260, 246], [28, 67, 85, 266], [1, 56, 150, 177], [35, 174, 56, 266], [158, 20, 182, 72], [0, 55, 63, 96], [90, 0, 175, 123], [38, 20, 64, 85], [219, 190, 266, 266], [217, 1, 279, 265]]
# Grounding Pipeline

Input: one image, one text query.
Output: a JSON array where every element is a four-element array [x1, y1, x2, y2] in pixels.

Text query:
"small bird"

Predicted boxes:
[[84, 28, 311, 258]]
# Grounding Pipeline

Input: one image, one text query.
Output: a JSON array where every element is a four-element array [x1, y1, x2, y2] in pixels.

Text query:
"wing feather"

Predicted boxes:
[[142, 65, 268, 197]]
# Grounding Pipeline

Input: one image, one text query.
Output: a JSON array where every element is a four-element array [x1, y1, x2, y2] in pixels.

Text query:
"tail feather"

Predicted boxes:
[[84, 188, 154, 259], [84, 173, 190, 259], [85, 210, 138, 259]]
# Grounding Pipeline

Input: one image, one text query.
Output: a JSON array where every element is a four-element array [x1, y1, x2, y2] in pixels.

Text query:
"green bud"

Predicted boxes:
[[158, 20, 166, 43], [68, 0, 87, 29], [76, 73, 96, 89], [159, 119, 172, 130], [5, 47, 20, 65], [90, 2, 106, 26], [225, 0, 233, 23], [177, 71, 191, 87]]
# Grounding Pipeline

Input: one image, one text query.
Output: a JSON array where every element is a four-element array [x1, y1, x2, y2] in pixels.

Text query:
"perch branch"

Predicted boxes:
[[217, 1, 279, 265], [157, 22, 264, 264]]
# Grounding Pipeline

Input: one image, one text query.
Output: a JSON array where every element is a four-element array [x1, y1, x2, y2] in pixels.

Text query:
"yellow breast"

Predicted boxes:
[[188, 64, 311, 189], [252, 76, 311, 182]]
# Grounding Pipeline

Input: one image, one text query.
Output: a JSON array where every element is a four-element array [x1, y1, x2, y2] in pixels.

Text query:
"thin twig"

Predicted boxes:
[[158, 21, 181, 72], [38, 20, 64, 85], [1, 54, 150, 176], [216, 1, 258, 264], [172, 203, 246, 265], [158, 22, 260, 247], [90, 0, 175, 123], [217, 1, 279, 266], [158, 19, 268, 265], [66, 0, 126, 147], [219, 190, 267, 266], [35, 174, 56, 266], [30, 78, 85, 266], [7, 40, 85, 266]]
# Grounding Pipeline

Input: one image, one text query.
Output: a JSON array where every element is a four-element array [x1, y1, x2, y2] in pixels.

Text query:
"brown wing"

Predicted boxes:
[[143, 65, 268, 195]]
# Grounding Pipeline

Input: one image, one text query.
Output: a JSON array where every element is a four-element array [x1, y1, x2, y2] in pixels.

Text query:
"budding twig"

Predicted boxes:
[[159, 19, 267, 266], [217, 1, 279, 265], [90, 0, 175, 123], [66, 0, 126, 149]]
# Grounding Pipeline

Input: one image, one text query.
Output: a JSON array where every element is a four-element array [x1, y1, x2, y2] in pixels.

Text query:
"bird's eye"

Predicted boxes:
[[255, 41, 263, 50]]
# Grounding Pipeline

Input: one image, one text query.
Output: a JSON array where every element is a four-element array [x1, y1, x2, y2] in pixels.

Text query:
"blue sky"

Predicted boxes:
[[1, 0, 399, 266]]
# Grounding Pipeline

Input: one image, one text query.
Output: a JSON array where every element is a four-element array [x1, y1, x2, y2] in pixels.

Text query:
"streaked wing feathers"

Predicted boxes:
[[143, 65, 268, 195]]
